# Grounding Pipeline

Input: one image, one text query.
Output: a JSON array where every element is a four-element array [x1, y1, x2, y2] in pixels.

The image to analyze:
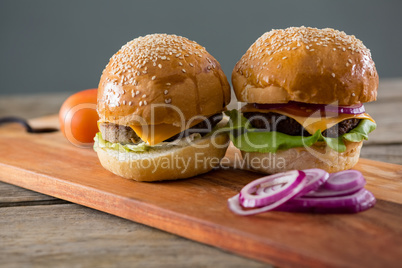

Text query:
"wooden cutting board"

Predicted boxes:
[[1, 115, 401, 268]]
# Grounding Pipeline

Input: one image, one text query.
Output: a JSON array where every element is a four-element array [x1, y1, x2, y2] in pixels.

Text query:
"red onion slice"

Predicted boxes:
[[294, 168, 329, 198], [228, 178, 307, 216], [324, 170, 365, 191], [239, 170, 306, 208], [275, 189, 376, 214], [253, 102, 365, 115], [304, 170, 366, 198], [253, 103, 288, 110], [325, 103, 365, 115]]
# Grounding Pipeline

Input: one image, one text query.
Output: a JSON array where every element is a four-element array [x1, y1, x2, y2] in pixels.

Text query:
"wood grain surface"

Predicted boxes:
[[0, 114, 401, 268], [1, 78, 401, 267]]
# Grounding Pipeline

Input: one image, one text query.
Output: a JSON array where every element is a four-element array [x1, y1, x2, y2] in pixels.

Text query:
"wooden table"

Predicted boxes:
[[1, 79, 401, 267]]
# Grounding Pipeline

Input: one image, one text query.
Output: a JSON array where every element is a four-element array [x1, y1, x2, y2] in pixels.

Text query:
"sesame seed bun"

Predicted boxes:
[[232, 27, 379, 105], [98, 34, 230, 126]]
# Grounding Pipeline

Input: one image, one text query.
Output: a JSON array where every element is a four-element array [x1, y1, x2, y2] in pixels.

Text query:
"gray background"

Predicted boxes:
[[0, 0, 401, 95]]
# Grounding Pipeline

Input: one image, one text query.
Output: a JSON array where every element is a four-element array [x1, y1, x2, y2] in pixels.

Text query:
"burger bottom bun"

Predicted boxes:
[[95, 133, 229, 182], [241, 141, 363, 174]]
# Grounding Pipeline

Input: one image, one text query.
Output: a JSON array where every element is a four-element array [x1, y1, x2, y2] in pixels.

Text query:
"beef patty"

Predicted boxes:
[[243, 112, 360, 138], [99, 113, 223, 144]]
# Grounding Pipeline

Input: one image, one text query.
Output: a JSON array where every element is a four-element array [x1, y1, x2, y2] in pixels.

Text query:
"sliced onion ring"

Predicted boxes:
[[227, 168, 375, 216], [294, 168, 329, 198], [254, 102, 365, 115], [275, 189, 376, 214], [228, 177, 307, 216], [305, 170, 366, 198], [324, 103, 365, 115], [253, 103, 288, 110], [239, 170, 306, 208], [324, 170, 365, 191]]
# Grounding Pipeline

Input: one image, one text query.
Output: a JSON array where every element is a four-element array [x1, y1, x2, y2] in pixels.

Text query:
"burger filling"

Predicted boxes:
[[99, 113, 223, 145], [224, 109, 377, 153], [243, 112, 360, 138]]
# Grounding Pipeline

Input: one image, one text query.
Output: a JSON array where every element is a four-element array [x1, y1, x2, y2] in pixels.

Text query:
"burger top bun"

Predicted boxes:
[[98, 34, 230, 127], [232, 27, 379, 106]]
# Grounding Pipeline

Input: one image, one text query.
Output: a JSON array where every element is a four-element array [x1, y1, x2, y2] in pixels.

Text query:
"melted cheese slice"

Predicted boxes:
[[98, 119, 203, 146], [241, 104, 375, 135], [129, 119, 203, 146]]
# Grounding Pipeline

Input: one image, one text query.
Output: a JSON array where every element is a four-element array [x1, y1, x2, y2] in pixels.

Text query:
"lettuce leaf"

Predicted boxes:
[[223, 110, 376, 153], [94, 132, 149, 152], [93, 132, 202, 153], [343, 119, 377, 142], [231, 129, 321, 153]]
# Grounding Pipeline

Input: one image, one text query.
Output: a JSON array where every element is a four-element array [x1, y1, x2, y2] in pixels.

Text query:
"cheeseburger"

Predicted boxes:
[[94, 34, 231, 181], [230, 27, 378, 173]]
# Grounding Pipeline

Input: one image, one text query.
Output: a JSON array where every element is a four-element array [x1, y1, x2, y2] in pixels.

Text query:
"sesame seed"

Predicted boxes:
[[182, 69, 186, 73], [348, 59, 353, 63], [166, 83, 171, 86], [332, 73, 336, 77], [161, 56, 166, 60], [136, 91, 140, 95], [310, 49, 315, 51], [277, 64, 281, 69], [282, 57, 287, 60], [333, 48, 336, 51], [152, 76, 156, 80], [131, 92, 135, 97], [189, 63, 194, 67], [142, 94, 146, 98], [122, 100, 126, 105], [129, 101, 133, 106], [165, 98, 172, 104], [158, 64, 162, 68], [346, 63, 350, 67], [164, 90, 169, 95], [179, 62, 183, 66], [144, 100, 147, 105], [352, 93, 356, 96], [139, 101, 143, 106], [306, 45, 310, 49], [342, 47, 346, 51]]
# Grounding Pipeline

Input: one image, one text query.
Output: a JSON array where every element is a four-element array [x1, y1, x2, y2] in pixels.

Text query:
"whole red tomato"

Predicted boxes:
[[59, 88, 99, 147]]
